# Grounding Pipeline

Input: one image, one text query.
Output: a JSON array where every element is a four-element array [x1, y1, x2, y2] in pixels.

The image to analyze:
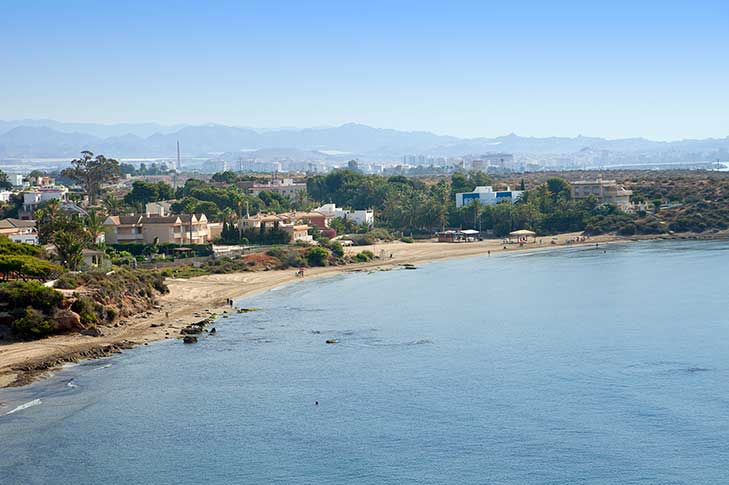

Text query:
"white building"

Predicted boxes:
[[455, 186, 523, 208], [0, 218, 39, 245], [315, 203, 374, 227], [0, 191, 13, 203], [10, 174, 28, 188], [22, 186, 69, 212], [145, 200, 174, 216], [248, 178, 307, 199]]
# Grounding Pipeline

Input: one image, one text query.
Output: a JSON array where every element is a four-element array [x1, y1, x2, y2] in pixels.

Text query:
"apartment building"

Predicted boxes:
[[103, 213, 211, 245], [570, 179, 633, 211]]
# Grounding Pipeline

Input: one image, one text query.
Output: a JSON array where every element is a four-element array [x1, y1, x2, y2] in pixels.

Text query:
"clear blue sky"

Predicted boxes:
[[1, 0, 728, 140]]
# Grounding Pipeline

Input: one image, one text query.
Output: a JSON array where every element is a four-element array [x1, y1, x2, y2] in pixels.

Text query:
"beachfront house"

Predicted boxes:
[[455, 186, 523, 208], [315, 203, 374, 227], [103, 213, 212, 245], [570, 179, 633, 211], [237, 212, 314, 243]]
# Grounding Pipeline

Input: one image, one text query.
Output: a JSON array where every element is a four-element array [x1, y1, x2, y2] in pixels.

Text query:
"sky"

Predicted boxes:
[[1, 0, 728, 140]]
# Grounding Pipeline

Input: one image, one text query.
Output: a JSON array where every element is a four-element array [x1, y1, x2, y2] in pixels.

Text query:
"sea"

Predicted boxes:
[[2, 240, 729, 484]]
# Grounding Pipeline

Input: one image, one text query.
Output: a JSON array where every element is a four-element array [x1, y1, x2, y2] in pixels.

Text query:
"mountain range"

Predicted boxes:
[[1, 120, 728, 164]]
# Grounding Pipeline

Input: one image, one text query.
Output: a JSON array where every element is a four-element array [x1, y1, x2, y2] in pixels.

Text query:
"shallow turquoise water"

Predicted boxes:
[[2, 240, 729, 484]]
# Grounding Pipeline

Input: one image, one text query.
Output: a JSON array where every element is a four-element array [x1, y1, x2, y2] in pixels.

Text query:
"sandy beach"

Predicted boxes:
[[0, 232, 621, 388]]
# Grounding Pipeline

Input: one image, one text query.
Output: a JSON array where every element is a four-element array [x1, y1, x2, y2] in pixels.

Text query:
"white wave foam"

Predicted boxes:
[[5, 398, 42, 415]]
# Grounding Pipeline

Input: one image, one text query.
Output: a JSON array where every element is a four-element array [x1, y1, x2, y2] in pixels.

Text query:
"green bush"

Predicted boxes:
[[400, 236, 414, 243], [109, 243, 213, 257], [0, 280, 63, 312], [13, 308, 55, 338], [354, 250, 375, 262], [305, 247, 330, 266], [0, 255, 63, 280], [328, 240, 344, 258], [0, 237, 46, 257], [105, 306, 118, 321], [54, 273, 85, 289], [71, 295, 99, 325]]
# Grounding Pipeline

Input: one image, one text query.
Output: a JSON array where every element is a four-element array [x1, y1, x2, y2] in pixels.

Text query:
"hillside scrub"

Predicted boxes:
[[0, 281, 65, 339]]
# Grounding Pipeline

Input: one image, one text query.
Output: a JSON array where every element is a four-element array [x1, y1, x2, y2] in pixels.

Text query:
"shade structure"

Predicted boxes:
[[509, 229, 536, 237]]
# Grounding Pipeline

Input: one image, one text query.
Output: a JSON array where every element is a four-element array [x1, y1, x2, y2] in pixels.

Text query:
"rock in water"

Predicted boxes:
[[183, 336, 198, 344]]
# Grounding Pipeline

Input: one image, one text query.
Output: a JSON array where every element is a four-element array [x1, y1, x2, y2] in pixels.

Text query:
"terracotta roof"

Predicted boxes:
[[141, 215, 181, 224], [0, 218, 36, 229], [116, 215, 143, 225]]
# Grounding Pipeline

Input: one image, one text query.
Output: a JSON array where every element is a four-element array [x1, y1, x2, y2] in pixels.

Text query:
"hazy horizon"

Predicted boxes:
[[2, 1, 728, 140], [2, 118, 728, 143]]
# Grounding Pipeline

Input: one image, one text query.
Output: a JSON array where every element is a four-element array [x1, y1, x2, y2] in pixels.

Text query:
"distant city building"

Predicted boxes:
[[471, 159, 487, 172], [0, 191, 13, 203], [455, 186, 523, 208], [570, 179, 633, 211], [480, 153, 514, 168]]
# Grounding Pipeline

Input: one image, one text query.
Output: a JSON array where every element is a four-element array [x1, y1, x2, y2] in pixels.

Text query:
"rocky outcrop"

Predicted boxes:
[[52, 309, 85, 333], [8, 341, 135, 387], [183, 336, 198, 344], [81, 326, 103, 337], [180, 319, 212, 335], [0, 312, 15, 326]]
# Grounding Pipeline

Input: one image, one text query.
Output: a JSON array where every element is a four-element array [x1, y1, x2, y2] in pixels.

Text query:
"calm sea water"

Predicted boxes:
[[2, 240, 729, 484]]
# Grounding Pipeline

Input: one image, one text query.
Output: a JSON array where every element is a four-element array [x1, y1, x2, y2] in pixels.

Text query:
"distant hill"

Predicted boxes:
[[0, 119, 727, 164]]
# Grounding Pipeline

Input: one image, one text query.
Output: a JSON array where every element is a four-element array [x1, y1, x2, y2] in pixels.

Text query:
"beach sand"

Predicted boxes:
[[0, 232, 618, 387]]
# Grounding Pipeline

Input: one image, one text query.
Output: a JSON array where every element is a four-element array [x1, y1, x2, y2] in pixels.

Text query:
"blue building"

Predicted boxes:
[[455, 186, 523, 208]]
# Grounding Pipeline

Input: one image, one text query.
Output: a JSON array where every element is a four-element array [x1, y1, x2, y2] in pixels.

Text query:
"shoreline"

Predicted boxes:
[[0, 231, 717, 389]]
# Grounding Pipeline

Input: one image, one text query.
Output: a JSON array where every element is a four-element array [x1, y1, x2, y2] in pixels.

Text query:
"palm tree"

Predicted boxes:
[[103, 194, 124, 216], [53, 230, 84, 271], [84, 208, 106, 247]]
